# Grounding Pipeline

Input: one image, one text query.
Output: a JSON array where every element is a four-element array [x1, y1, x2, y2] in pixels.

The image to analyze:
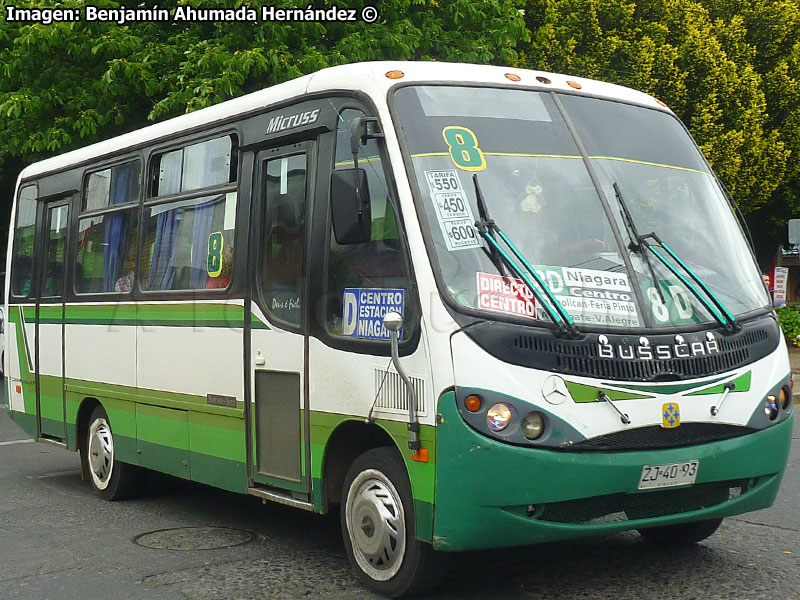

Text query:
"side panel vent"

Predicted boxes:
[[374, 369, 426, 416]]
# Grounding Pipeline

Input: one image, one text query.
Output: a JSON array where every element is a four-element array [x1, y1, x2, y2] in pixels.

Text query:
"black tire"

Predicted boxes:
[[638, 518, 723, 545], [341, 447, 447, 598], [80, 405, 144, 501]]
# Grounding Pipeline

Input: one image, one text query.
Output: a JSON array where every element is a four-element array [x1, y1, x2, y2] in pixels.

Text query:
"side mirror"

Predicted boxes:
[[331, 169, 372, 245], [350, 116, 382, 155]]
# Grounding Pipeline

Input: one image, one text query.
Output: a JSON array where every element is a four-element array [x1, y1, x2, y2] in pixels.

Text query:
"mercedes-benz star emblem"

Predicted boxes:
[[542, 375, 570, 405]]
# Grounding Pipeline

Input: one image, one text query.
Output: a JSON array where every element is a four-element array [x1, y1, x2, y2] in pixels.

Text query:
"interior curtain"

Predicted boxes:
[[103, 165, 132, 291], [189, 196, 219, 288]]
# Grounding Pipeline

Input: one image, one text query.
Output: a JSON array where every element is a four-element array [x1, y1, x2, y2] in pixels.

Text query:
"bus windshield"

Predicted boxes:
[[392, 85, 769, 330]]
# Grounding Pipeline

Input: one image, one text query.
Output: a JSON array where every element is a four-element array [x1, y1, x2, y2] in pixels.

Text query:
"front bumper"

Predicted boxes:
[[433, 391, 792, 551]]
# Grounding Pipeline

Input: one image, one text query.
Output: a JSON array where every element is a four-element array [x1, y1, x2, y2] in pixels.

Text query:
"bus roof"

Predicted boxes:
[[18, 61, 666, 182]]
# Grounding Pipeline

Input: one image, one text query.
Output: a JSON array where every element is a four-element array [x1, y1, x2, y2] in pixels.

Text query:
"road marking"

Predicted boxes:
[[0, 439, 34, 446]]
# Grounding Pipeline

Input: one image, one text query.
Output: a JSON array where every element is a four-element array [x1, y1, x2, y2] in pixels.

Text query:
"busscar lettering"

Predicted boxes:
[[5, 6, 80, 24], [266, 109, 321, 135], [598, 337, 720, 360]]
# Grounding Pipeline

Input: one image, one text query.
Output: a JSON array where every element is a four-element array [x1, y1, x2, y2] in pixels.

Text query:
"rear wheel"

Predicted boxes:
[[638, 518, 723, 545], [81, 405, 143, 500], [341, 447, 446, 598]]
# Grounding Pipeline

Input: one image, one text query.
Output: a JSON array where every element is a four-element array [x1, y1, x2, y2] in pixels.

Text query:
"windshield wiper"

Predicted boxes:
[[613, 182, 738, 333], [614, 183, 665, 305], [472, 175, 579, 338]]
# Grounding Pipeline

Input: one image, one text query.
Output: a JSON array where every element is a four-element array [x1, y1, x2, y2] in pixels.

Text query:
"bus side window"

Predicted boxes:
[[10, 185, 38, 298], [261, 153, 306, 326], [42, 204, 69, 297], [75, 161, 140, 294], [325, 109, 413, 341], [141, 135, 238, 292]]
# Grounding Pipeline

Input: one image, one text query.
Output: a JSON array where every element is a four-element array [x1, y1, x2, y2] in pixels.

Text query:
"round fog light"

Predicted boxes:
[[780, 387, 791, 410], [765, 395, 779, 420], [487, 403, 512, 432], [520, 412, 545, 440]]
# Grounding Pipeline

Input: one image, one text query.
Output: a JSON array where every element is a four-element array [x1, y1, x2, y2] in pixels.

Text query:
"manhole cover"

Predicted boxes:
[[134, 526, 254, 550]]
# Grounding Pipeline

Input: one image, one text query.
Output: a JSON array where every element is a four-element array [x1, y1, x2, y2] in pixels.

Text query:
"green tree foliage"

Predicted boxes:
[[519, 0, 792, 236], [3, 0, 800, 265], [0, 0, 526, 159]]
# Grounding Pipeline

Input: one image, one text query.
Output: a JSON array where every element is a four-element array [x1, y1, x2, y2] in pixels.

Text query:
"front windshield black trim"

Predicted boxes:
[[386, 81, 771, 335]]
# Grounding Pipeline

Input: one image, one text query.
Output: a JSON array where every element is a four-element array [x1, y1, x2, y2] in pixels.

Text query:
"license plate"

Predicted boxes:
[[638, 460, 699, 490]]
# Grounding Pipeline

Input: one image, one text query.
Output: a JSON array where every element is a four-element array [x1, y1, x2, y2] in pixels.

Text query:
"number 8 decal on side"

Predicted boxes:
[[442, 126, 486, 172]]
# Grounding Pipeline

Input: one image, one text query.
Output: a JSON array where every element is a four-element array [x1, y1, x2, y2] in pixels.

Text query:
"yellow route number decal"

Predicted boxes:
[[207, 231, 224, 277], [442, 126, 486, 172]]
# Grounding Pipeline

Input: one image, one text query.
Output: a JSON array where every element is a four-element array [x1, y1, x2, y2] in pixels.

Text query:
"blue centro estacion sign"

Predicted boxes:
[[342, 288, 405, 340]]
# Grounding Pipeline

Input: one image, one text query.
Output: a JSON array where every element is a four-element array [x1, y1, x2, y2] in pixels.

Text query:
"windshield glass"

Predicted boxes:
[[392, 85, 769, 331]]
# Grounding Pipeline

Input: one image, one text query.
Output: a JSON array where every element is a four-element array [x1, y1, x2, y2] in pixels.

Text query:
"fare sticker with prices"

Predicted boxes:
[[424, 169, 481, 251]]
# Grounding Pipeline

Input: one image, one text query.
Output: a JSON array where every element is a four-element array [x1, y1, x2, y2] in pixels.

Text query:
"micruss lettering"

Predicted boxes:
[[266, 109, 321, 134]]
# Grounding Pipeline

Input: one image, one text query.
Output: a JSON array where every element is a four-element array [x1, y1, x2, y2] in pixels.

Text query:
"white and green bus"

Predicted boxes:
[[4, 61, 794, 597]]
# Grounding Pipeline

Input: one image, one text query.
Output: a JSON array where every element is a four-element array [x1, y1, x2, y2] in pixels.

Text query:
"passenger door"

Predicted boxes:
[[33, 199, 70, 439], [248, 141, 313, 496], [307, 108, 432, 458]]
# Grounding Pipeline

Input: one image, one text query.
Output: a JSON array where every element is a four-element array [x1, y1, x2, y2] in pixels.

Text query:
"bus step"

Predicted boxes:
[[247, 487, 314, 512], [36, 436, 67, 449]]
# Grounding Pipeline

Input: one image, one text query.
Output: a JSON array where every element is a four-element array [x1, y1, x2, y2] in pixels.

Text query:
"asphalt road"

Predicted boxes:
[[1, 388, 798, 600]]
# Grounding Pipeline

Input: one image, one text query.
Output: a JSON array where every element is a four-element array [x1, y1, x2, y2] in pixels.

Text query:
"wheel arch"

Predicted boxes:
[[320, 419, 403, 514], [75, 397, 102, 477]]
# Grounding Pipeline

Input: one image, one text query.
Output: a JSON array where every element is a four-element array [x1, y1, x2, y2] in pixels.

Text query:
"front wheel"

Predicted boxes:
[[638, 518, 723, 545], [81, 405, 144, 500], [341, 447, 446, 598]]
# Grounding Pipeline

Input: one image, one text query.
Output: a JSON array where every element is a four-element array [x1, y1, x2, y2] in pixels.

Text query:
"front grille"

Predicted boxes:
[[465, 314, 779, 382], [565, 423, 757, 451], [539, 480, 749, 524], [515, 328, 768, 381]]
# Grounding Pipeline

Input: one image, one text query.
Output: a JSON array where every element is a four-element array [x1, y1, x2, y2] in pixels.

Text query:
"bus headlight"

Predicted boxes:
[[487, 403, 513, 432], [765, 395, 779, 420], [520, 412, 545, 440]]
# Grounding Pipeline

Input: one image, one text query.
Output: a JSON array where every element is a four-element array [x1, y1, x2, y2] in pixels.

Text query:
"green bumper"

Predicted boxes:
[[433, 391, 792, 551]]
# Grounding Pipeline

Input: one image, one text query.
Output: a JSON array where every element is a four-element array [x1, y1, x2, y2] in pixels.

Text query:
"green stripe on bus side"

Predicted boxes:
[[34, 303, 249, 328], [250, 314, 270, 329], [8, 306, 36, 415], [21, 305, 35, 321], [64, 379, 245, 416], [9, 410, 37, 438], [8, 306, 33, 379], [309, 411, 437, 507]]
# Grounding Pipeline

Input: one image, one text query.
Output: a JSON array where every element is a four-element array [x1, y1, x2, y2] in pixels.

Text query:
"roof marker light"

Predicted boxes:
[[536, 76, 552, 84], [385, 70, 405, 79], [505, 73, 521, 82], [567, 80, 582, 89]]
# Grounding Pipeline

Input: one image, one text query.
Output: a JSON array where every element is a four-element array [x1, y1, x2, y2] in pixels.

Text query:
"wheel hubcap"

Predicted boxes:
[[346, 469, 406, 581], [88, 418, 114, 491]]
